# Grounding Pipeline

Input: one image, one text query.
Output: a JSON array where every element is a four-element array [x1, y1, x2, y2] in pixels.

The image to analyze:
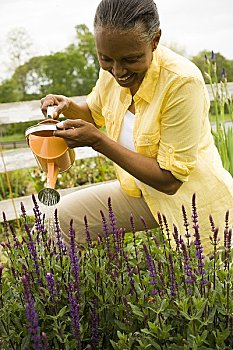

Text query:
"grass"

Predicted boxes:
[[0, 133, 27, 143]]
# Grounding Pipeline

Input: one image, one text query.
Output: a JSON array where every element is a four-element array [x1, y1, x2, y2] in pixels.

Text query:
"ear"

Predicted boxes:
[[152, 29, 161, 51]]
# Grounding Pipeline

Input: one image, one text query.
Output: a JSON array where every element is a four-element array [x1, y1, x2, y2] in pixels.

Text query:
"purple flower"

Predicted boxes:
[[32, 194, 44, 234], [224, 210, 232, 249], [108, 197, 118, 251], [153, 235, 159, 248], [100, 209, 111, 259], [9, 224, 21, 249], [204, 54, 209, 65], [227, 229, 232, 250], [162, 214, 172, 248], [115, 228, 125, 257], [225, 210, 229, 229], [54, 208, 67, 257], [182, 205, 191, 246], [143, 243, 158, 296], [211, 50, 215, 61], [24, 224, 41, 283], [168, 253, 177, 298], [45, 272, 57, 303], [91, 297, 99, 346], [20, 201, 27, 222], [124, 254, 138, 298], [209, 214, 220, 246], [172, 224, 180, 251], [157, 212, 166, 246], [157, 262, 165, 296], [68, 283, 81, 349], [130, 213, 139, 260], [180, 238, 196, 294], [68, 220, 80, 295], [22, 274, 42, 350], [2, 212, 11, 246], [221, 68, 226, 81], [192, 194, 207, 288], [84, 215, 93, 249], [108, 197, 117, 235]]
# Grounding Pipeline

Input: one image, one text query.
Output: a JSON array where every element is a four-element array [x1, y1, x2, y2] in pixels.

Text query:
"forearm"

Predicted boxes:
[[94, 133, 182, 195], [63, 100, 96, 125]]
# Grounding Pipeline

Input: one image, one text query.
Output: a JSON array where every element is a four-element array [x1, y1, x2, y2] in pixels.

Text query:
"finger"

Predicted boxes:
[[52, 102, 67, 119], [56, 121, 65, 130], [40, 94, 56, 108], [57, 119, 83, 129], [40, 95, 62, 119], [40, 95, 56, 116], [53, 129, 74, 138]]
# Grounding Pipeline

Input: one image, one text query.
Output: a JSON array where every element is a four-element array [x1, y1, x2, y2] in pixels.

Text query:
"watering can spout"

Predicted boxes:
[[47, 161, 59, 189]]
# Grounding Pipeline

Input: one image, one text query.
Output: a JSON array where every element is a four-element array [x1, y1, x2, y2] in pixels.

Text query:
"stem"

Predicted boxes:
[[0, 319, 17, 350]]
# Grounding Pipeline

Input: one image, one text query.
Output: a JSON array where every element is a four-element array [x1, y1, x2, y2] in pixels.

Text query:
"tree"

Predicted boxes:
[[6, 27, 34, 71], [0, 24, 99, 103], [0, 78, 22, 103]]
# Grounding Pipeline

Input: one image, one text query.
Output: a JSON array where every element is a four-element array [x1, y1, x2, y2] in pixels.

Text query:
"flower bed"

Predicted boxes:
[[0, 194, 232, 349]]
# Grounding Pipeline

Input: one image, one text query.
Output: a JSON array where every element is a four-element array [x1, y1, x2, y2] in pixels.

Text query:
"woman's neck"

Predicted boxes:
[[128, 98, 135, 114]]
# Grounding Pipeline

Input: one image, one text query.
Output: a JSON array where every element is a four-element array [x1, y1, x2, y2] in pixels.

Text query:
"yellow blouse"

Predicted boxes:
[[86, 44, 233, 253]]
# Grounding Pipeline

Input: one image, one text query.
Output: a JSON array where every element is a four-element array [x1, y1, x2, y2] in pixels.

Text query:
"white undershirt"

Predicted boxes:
[[118, 110, 135, 151], [118, 110, 141, 189]]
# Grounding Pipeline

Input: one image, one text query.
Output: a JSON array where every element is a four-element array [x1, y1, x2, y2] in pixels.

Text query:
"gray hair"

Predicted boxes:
[[94, 0, 160, 43]]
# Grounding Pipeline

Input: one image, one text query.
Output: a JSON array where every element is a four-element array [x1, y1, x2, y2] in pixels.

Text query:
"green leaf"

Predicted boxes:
[[57, 306, 68, 318], [128, 302, 144, 320]]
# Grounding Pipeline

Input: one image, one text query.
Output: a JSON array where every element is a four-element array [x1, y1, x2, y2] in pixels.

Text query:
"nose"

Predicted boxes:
[[111, 61, 127, 77]]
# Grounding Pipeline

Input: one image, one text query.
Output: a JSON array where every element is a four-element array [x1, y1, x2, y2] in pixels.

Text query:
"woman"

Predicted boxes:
[[41, 0, 233, 253]]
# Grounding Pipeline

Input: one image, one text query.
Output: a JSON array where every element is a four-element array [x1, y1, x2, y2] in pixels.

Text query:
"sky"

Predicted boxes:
[[0, 0, 232, 81]]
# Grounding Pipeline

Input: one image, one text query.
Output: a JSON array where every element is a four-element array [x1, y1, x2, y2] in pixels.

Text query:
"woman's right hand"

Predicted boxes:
[[40, 94, 71, 119]]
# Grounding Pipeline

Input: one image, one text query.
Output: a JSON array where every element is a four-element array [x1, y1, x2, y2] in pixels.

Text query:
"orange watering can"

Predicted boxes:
[[25, 107, 75, 206]]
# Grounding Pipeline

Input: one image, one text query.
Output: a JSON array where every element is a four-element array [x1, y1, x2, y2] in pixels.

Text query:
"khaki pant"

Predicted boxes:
[[57, 180, 158, 244]]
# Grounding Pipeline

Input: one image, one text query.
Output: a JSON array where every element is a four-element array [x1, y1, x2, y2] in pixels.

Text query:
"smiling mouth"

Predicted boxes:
[[117, 73, 134, 83]]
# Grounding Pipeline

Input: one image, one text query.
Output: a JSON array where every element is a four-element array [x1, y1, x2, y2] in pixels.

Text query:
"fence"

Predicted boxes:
[[0, 140, 27, 149], [1, 83, 233, 222]]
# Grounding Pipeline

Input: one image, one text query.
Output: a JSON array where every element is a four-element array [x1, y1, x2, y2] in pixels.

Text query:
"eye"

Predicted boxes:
[[123, 55, 143, 64], [99, 55, 112, 62]]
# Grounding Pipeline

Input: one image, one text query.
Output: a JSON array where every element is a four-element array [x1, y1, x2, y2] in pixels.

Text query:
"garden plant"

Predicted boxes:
[[0, 192, 232, 349], [205, 51, 233, 176]]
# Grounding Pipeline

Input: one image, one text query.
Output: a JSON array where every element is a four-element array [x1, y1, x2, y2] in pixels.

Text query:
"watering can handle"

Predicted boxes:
[[47, 106, 56, 119]]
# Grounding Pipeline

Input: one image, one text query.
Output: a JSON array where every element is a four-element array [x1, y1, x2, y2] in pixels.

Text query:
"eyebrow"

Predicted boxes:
[[98, 52, 144, 59]]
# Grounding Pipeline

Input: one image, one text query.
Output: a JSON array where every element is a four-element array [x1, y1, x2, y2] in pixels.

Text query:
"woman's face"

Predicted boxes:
[[95, 27, 159, 95]]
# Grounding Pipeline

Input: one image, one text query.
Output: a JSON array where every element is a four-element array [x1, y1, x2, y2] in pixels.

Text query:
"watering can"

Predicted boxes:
[[25, 106, 75, 206]]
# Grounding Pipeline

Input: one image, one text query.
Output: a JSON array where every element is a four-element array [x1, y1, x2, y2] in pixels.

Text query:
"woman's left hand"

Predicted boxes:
[[53, 119, 102, 149]]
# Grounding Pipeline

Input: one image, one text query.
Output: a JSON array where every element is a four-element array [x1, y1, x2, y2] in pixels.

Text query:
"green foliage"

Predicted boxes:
[[0, 79, 22, 103], [192, 50, 233, 83], [0, 196, 232, 349], [0, 169, 32, 201], [0, 121, 35, 138], [0, 24, 99, 103], [204, 52, 233, 175]]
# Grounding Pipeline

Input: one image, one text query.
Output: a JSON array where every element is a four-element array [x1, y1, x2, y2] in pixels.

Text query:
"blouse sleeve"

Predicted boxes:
[[86, 69, 106, 128], [157, 77, 209, 182]]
